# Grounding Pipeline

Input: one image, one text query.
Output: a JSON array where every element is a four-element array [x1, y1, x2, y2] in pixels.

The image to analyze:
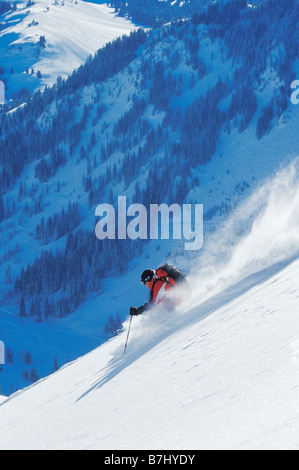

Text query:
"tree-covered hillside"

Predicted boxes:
[[1, 0, 298, 319], [108, 0, 212, 26], [107, 0, 265, 26]]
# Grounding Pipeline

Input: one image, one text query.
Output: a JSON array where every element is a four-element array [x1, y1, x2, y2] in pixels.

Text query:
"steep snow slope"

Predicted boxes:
[[0, 255, 298, 450], [0, 162, 299, 450], [0, 0, 136, 97], [1, 0, 298, 398]]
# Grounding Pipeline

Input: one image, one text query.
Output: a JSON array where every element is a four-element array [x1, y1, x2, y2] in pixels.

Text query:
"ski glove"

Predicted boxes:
[[130, 307, 138, 316]]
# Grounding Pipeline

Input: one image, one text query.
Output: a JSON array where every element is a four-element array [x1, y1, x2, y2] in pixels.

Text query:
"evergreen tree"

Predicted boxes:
[[53, 356, 59, 372], [30, 368, 39, 383], [0, 195, 4, 221], [19, 296, 27, 317], [24, 352, 32, 365]]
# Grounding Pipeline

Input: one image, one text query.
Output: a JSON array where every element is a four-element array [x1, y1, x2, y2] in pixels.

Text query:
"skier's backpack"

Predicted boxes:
[[157, 264, 187, 286]]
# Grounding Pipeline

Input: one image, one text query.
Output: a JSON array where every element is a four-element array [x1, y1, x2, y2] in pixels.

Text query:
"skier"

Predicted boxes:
[[130, 264, 187, 316]]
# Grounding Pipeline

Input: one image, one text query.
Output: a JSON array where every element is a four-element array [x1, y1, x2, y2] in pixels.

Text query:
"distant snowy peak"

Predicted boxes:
[[0, 0, 136, 97]]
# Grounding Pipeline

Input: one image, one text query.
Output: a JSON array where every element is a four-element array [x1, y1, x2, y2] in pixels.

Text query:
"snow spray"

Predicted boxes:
[[185, 158, 299, 310], [117, 159, 299, 356]]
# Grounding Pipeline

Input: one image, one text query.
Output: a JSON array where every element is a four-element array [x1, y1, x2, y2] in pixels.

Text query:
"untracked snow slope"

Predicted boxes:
[[0, 254, 298, 450], [0, 0, 136, 96]]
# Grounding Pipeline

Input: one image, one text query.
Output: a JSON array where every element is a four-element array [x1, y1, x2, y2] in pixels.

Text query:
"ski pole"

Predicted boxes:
[[124, 315, 133, 353]]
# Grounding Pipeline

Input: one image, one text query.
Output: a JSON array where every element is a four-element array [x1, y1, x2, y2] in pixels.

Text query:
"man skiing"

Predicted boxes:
[[130, 264, 186, 316]]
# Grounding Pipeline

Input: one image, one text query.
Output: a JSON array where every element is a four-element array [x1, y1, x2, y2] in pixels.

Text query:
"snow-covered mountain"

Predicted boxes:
[[108, 0, 214, 26], [0, 162, 299, 450], [0, 0, 136, 99], [108, 0, 267, 27], [0, 0, 298, 397]]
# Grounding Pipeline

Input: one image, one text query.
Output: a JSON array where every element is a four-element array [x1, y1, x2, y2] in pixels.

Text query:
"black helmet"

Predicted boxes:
[[141, 269, 155, 285]]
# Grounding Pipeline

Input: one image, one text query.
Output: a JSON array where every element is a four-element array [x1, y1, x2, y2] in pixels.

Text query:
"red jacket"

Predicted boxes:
[[136, 267, 177, 315]]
